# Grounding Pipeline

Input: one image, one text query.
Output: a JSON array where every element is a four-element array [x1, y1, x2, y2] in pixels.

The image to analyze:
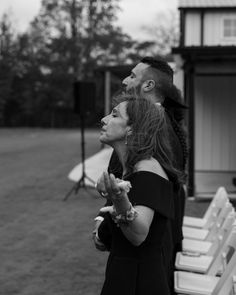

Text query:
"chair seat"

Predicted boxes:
[[183, 239, 212, 254], [183, 216, 207, 229], [175, 252, 213, 273], [174, 271, 219, 295], [183, 226, 209, 240]]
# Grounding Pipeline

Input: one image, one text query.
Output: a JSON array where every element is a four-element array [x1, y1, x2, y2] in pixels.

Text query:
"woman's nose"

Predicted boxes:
[[101, 117, 106, 126]]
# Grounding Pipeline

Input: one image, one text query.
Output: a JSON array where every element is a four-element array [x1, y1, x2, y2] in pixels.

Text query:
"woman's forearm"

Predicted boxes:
[[120, 212, 150, 246], [112, 198, 154, 246]]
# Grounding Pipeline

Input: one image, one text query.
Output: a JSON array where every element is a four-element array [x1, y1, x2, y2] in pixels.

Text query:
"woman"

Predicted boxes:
[[97, 96, 182, 295]]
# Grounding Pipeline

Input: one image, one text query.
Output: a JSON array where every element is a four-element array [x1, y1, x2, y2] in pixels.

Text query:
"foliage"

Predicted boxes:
[[0, 3, 179, 127], [0, 13, 18, 125], [141, 10, 179, 55]]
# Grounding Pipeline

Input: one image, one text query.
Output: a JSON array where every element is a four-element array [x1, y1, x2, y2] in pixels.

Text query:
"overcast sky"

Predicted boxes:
[[0, 0, 178, 40]]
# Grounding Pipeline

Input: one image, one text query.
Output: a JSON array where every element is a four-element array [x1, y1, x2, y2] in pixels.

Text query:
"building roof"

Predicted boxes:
[[179, 0, 236, 8], [172, 46, 236, 60]]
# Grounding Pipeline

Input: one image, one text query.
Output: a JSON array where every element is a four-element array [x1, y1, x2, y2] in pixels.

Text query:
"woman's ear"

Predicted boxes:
[[126, 126, 132, 136], [142, 79, 155, 92], [125, 127, 132, 145]]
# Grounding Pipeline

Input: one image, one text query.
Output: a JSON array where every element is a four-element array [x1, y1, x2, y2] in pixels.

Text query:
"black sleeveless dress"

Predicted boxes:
[[100, 171, 174, 295]]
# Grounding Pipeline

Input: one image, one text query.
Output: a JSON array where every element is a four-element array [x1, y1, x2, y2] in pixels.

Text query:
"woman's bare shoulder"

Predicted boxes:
[[134, 157, 169, 180]]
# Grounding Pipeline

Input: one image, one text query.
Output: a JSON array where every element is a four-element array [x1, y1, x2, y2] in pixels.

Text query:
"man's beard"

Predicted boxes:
[[125, 84, 142, 96]]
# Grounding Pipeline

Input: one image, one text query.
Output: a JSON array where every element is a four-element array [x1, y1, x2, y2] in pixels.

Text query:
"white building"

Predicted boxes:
[[172, 0, 236, 196]]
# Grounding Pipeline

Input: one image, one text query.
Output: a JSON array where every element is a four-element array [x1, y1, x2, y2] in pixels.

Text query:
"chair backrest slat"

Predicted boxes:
[[207, 211, 235, 256], [204, 187, 228, 228], [206, 202, 233, 241], [212, 228, 236, 295], [207, 220, 236, 275]]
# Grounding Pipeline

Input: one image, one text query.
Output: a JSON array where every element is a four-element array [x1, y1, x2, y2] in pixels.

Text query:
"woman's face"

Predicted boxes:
[[100, 101, 130, 146]]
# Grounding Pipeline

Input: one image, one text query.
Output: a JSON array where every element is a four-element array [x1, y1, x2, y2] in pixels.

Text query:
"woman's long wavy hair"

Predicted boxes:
[[114, 94, 184, 186]]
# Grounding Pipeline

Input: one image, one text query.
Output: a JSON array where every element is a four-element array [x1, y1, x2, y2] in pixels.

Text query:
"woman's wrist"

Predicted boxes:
[[111, 203, 138, 227], [112, 194, 131, 214]]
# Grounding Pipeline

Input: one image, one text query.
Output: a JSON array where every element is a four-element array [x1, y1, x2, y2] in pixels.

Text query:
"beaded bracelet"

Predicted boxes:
[[111, 203, 138, 227]]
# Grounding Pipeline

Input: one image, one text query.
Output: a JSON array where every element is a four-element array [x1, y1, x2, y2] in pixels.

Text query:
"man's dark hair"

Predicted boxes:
[[141, 56, 189, 171], [141, 56, 174, 82]]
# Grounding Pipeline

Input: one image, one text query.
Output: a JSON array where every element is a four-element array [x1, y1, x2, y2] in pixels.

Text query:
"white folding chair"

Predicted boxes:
[[174, 227, 236, 295], [183, 201, 233, 241], [183, 187, 228, 229], [207, 220, 236, 276], [175, 214, 236, 274], [182, 202, 233, 254]]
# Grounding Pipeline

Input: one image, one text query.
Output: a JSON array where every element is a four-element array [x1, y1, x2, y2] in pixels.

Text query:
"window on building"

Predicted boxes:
[[223, 18, 236, 38]]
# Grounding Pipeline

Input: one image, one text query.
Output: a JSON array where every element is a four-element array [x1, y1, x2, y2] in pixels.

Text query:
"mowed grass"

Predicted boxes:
[[0, 128, 209, 295]]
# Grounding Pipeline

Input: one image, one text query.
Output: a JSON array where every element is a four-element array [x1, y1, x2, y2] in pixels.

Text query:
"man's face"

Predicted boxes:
[[122, 62, 150, 94]]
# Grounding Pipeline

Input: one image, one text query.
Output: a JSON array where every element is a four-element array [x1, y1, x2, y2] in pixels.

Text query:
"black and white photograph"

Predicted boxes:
[[0, 0, 236, 294]]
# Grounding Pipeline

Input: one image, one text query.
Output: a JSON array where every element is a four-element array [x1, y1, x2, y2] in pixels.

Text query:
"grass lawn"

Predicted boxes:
[[0, 128, 209, 295]]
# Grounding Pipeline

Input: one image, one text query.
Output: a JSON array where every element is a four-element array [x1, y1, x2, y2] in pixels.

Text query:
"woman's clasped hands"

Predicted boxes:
[[96, 172, 131, 201]]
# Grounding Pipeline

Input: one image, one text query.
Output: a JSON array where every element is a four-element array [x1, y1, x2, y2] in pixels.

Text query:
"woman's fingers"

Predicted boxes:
[[103, 172, 122, 197], [110, 174, 122, 195], [103, 172, 112, 194], [99, 206, 114, 214], [96, 172, 109, 197]]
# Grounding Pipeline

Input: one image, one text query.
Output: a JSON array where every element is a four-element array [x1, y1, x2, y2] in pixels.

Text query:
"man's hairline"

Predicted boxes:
[[140, 62, 173, 84]]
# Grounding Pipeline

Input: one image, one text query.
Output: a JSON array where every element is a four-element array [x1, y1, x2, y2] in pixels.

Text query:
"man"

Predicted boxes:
[[93, 56, 188, 293], [123, 57, 173, 103], [109, 56, 188, 176]]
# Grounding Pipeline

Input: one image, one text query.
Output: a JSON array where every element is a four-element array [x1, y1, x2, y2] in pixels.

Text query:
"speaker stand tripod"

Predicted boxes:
[[63, 112, 95, 201]]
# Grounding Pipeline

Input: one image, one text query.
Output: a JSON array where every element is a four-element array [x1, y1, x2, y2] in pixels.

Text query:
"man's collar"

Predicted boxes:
[[163, 98, 189, 109]]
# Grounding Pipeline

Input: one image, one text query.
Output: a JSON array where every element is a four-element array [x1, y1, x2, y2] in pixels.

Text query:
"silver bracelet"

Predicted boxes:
[[111, 203, 138, 227]]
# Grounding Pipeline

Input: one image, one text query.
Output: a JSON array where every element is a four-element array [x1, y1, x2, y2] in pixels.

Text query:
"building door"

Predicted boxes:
[[194, 75, 236, 195]]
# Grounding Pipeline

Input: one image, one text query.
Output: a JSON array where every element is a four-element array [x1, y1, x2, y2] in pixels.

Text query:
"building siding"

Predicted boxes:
[[185, 12, 201, 45], [204, 12, 236, 45], [194, 75, 236, 171], [179, 0, 236, 8], [184, 10, 236, 46], [194, 75, 236, 193]]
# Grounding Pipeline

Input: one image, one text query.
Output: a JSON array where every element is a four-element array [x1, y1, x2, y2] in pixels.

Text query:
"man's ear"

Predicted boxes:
[[142, 79, 155, 92]]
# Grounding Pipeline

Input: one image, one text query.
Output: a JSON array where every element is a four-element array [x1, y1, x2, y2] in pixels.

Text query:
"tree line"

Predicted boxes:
[[0, 0, 179, 127]]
